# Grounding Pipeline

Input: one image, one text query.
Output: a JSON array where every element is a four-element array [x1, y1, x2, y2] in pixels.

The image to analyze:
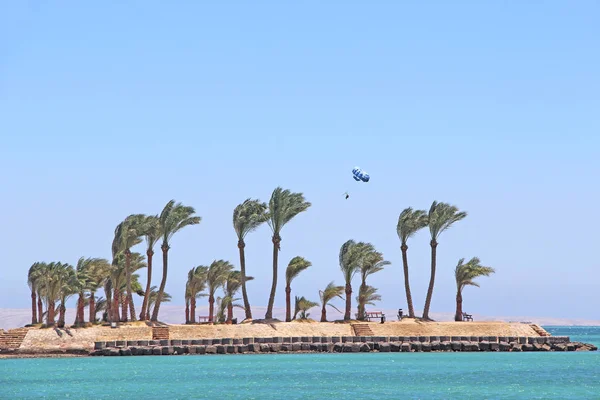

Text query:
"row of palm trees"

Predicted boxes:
[[26, 257, 172, 326], [26, 186, 496, 326]]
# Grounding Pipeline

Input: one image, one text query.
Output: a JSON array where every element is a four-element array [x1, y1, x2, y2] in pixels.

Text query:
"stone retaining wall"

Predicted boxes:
[[92, 335, 596, 356]]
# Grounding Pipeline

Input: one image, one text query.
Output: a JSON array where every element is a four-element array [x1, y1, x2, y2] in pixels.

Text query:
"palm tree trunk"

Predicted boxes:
[[285, 285, 292, 322], [238, 240, 252, 320], [320, 303, 327, 322], [265, 235, 280, 320], [47, 300, 55, 326], [422, 239, 438, 320], [344, 283, 352, 321], [151, 244, 169, 322], [208, 294, 214, 323], [31, 290, 38, 325], [357, 280, 366, 321], [89, 291, 96, 323], [37, 293, 43, 324], [401, 244, 415, 318], [190, 297, 196, 324], [455, 290, 463, 322], [227, 302, 233, 324], [139, 249, 154, 321], [113, 288, 120, 322], [121, 293, 127, 322], [185, 300, 190, 324], [76, 293, 84, 325], [128, 292, 136, 322], [58, 300, 66, 327], [124, 249, 133, 322]]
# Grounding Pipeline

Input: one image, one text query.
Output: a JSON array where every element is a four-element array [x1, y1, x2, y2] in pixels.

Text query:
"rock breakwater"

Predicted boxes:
[[91, 335, 597, 356]]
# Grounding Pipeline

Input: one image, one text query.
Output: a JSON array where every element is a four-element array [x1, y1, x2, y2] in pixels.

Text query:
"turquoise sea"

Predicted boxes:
[[1, 326, 599, 399]]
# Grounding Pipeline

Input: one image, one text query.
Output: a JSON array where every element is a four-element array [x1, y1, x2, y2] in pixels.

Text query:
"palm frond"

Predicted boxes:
[[285, 256, 312, 285], [267, 187, 311, 236], [396, 207, 428, 244], [428, 201, 467, 240], [455, 257, 495, 292], [233, 199, 268, 240]]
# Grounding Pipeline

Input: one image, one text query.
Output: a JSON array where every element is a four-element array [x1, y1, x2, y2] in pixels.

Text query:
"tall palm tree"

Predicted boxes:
[[87, 258, 111, 323], [293, 296, 319, 320], [318, 281, 344, 322], [422, 201, 467, 321], [357, 249, 389, 320], [396, 207, 428, 318], [152, 200, 201, 322], [206, 260, 234, 323], [233, 199, 268, 320], [285, 256, 312, 322], [41, 262, 66, 326], [27, 262, 43, 325], [186, 265, 208, 324], [356, 285, 381, 314], [74, 257, 94, 325], [57, 264, 77, 327], [265, 187, 311, 319], [454, 257, 495, 321], [139, 215, 160, 321], [339, 240, 373, 321], [222, 270, 254, 324], [112, 214, 144, 322]]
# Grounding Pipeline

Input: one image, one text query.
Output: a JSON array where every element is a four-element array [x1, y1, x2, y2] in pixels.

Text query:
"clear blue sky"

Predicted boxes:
[[1, 1, 598, 320]]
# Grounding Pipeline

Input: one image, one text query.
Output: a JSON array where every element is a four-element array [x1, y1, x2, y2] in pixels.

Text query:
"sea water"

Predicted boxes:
[[1, 326, 599, 399]]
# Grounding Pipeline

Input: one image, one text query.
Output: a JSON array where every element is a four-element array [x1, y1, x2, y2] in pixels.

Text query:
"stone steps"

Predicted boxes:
[[351, 324, 374, 336], [0, 328, 30, 349], [530, 324, 551, 336], [152, 326, 170, 340]]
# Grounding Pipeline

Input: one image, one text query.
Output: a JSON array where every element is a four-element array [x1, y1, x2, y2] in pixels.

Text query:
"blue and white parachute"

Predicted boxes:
[[352, 166, 370, 182]]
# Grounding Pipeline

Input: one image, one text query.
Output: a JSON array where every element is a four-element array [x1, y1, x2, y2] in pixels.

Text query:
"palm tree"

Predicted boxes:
[[285, 256, 312, 322], [152, 200, 201, 322], [94, 297, 108, 322], [233, 199, 268, 320], [206, 260, 234, 323], [87, 258, 111, 323], [339, 240, 372, 321], [147, 286, 171, 320], [293, 296, 319, 320], [41, 262, 66, 326], [74, 257, 93, 326], [396, 207, 428, 318], [357, 249, 389, 320], [57, 264, 77, 327], [112, 214, 144, 322], [27, 262, 43, 325], [454, 258, 495, 321], [186, 266, 208, 324], [139, 215, 160, 321], [265, 187, 311, 319], [356, 285, 381, 314], [318, 281, 344, 322], [222, 270, 254, 324], [422, 201, 467, 321]]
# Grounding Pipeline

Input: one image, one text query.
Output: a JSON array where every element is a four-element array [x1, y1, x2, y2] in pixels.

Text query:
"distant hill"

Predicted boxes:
[[1, 307, 598, 330]]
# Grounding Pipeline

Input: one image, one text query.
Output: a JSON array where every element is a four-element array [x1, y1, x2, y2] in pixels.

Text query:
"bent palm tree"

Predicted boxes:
[[186, 265, 208, 324], [396, 207, 428, 318], [206, 260, 234, 323], [152, 200, 201, 322], [27, 263, 43, 325], [147, 286, 171, 319], [356, 285, 381, 313], [357, 249, 389, 320], [285, 256, 312, 322], [139, 215, 160, 321], [293, 296, 319, 320], [454, 258, 495, 321], [339, 240, 372, 321], [422, 201, 467, 321], [233, 199, 267, 320], [265, 187, 311, 319], [87, 258, 111, 323], [222, 270, 254, 323], [318, 281, 344, 322]]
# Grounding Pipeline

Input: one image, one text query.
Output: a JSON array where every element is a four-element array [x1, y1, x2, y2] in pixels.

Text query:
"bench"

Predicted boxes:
[[364, 311, 386, 323], [198, 316, 212, 323], [462, 312, 473, 322]]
